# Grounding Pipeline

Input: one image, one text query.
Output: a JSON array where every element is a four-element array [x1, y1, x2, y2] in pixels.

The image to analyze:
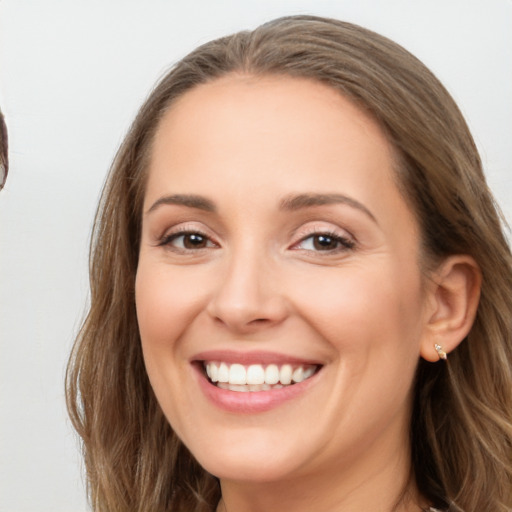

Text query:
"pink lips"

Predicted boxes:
[[192, 350, 322, 413], [192, 349, 322, 366]]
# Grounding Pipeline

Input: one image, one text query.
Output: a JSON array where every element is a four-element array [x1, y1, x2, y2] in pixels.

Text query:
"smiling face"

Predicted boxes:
[[135, 75, 433, 489]]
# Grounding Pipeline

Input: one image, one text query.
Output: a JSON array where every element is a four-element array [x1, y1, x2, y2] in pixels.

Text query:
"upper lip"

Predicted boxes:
[[191, 349, 324, 366]]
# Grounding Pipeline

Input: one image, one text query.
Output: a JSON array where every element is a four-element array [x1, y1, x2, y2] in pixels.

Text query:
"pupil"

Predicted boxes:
[[185, 234, 206, 248], [314, 235, 336, 250]]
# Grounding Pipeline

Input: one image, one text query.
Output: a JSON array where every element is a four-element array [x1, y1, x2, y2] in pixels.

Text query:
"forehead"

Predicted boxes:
[[146, 74, 398, 198], [156, 74, 389, 151]]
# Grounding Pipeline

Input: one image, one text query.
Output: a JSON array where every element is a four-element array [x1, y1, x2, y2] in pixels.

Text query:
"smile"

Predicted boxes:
[[192, 352, 323, 413], [204, 362, 318, 392]]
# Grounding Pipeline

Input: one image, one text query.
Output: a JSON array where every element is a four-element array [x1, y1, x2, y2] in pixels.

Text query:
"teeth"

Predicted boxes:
[[204, 361, 318, 391], [292, 366, 304, 383], [303, 366, 315, 380], [247, 364, 265, 385], [217, 362, 229, 383], [279, 364, 292, 385], [219, 382, 284, 392], [229, 364, 246, 385], [218, 383, 249, 392], [265, 364, 280, 385], [206, 363, 218, 382]]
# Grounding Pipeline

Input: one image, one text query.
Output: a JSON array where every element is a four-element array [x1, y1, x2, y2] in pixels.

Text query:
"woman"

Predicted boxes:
[[66, 15, 512, 512]]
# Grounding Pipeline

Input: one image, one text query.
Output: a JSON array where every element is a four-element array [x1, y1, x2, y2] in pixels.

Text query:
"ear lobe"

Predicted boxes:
[[420, 255, 481, 362]]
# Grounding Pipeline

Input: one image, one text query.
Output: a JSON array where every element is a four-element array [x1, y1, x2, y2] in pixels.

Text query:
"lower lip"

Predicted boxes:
[[194, 365, 320, 413]]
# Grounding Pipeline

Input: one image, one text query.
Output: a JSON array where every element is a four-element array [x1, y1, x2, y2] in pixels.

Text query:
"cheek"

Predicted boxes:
[[135, 263, 206, 356], [300, 262, 424, 420], [134, 262, 212, 432], [290, 260, 425, 357]]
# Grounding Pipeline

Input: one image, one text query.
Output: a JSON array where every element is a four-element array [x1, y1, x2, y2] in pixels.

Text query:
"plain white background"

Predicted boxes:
[[0, 1, 511, 511]]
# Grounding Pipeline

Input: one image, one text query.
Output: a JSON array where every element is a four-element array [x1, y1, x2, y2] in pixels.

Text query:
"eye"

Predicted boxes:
[[294, 232, 355, 252], [159, 231, 217, 251]]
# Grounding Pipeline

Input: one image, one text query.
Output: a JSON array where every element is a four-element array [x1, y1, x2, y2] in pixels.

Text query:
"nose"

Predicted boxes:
[[206, 249, 289, 334]]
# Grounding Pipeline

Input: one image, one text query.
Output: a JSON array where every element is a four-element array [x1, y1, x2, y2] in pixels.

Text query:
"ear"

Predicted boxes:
[[420, 255, 481, 362]]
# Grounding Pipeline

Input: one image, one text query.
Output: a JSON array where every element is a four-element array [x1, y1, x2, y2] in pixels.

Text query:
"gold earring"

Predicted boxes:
[[434, 344, 447, 360]]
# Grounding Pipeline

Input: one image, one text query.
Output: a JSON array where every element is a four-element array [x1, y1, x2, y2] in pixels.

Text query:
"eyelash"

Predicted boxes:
[[292, 230, 355, 253], [158, 230, 217, 251], [158, 228, 355, 255]]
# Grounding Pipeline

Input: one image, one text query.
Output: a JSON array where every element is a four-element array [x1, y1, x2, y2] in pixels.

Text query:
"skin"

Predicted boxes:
[[135, 74, 463, 511]]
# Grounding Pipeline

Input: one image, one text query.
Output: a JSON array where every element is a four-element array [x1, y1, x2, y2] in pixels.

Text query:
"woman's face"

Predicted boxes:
[[136, 75, 434, 484]]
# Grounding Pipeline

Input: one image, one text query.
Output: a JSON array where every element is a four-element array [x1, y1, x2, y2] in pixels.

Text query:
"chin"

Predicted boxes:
[[182, 428, 312, 483], [199, 455, 300, 483]]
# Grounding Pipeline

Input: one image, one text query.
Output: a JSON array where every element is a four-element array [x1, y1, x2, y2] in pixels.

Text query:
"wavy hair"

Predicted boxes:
[[0, 109, 8, 189], [66, 15, 512, 512]]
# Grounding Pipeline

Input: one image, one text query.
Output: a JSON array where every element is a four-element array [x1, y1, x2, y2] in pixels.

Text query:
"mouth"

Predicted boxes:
[[192, 352, 323, 412], [202, 361, 320, 392]]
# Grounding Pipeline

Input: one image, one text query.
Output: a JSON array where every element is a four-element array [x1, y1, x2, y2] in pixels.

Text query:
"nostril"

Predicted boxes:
[[206, 283, 289, 332]]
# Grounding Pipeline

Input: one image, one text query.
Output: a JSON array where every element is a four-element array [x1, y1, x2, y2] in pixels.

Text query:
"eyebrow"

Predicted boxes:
[[279, 193, 377, 223], [146, 194, 216, 215], [145, 192, 376, 223]]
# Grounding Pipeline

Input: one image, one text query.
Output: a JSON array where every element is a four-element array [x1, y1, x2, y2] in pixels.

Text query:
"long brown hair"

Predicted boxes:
[[0, 109, 8, 189], [66, 16, 512, 512]]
